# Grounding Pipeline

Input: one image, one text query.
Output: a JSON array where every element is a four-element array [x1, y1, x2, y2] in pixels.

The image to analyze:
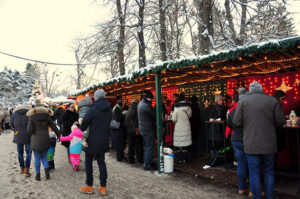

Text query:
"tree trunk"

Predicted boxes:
[[116, 0, 128, 75], [238, 0, 247, 46], [137, 0, 146, 68], [159, 0, 167, 61], [200, 0, 213, 55]]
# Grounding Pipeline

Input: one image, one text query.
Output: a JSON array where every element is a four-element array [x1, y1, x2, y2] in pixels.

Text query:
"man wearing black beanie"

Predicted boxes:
[[137, 90, 156, 170]]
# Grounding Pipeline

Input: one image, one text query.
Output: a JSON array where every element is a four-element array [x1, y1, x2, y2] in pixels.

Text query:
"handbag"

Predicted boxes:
[[110, 119, 120, 129]]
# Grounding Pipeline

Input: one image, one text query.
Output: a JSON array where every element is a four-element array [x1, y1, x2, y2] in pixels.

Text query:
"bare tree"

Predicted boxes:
[[116, 0, 129, 75], [136, 0, 147, 68], [199, 0, 214, 54], [159, 0, 167, 61]]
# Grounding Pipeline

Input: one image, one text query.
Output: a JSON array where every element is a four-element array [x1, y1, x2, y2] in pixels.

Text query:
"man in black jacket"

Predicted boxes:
[[138, 90, 156, 170], [80, 89, 112, 195]]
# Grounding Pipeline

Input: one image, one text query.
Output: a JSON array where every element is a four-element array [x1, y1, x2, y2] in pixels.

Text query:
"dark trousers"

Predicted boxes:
[[128, 135, 143, 163], [116, 149, 124, 161], [85, 152, 107, 187]]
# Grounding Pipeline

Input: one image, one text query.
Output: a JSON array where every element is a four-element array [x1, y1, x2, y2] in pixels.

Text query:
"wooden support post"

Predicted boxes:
[[155, 72, 164, 174]]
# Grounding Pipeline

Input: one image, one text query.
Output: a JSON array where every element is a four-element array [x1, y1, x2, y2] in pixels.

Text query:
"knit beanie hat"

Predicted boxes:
[[33, 99, 43, 107], [144, 90, 154, 99], [238, 87, 249, 100], [215, 94, 223, 102], [94, 89, 106, 101], [233, 94, 239, 103], [249, 81, 263, 93]]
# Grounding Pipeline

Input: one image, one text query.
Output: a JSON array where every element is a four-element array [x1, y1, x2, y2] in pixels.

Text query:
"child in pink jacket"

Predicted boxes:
[[59, 125, 83, 171]]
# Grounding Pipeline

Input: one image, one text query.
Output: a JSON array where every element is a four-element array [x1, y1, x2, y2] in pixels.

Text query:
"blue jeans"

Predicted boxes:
[[34, 151, 49, 174], [85, 152, 107, 186], [232, 142, 248, 191], [17, 144, 32, 168], [246, 154, 275, 199], [140, 131, 154, 169]]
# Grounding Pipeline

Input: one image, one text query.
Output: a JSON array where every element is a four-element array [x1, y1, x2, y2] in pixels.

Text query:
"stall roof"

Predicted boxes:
[[71, 36, 300, 97], [45, 96, 75, 105]]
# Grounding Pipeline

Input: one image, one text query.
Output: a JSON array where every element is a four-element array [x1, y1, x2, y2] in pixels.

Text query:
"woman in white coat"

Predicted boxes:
[[171, 93, 192, 163]]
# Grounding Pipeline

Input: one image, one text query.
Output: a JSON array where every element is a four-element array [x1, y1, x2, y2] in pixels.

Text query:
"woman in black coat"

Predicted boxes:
[[62, 103, 78, 162], [111, 100, 126, 162], [124, 100, 143, 164], [26, 100, 61, 181]]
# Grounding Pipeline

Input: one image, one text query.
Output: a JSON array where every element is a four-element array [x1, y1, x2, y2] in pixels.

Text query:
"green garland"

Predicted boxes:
[[71, 36, 300, 96]]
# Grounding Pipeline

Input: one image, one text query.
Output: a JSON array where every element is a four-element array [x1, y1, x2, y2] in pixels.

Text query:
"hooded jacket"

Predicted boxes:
[[77, 96, 93, 119], [60, 128, 83, 154], [10, 105, 32, 144], [80, 98, 112, 154], [26, 107, 61, 152], [233, 82, 286, 154], [172, 101, 192, 147]]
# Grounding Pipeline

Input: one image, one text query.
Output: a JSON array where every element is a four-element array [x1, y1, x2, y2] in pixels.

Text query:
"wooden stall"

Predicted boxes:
[[71, 36, 300, 174]]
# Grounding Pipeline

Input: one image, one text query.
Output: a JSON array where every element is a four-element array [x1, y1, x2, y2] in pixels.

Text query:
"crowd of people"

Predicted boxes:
[[2, 80, 300, 199]]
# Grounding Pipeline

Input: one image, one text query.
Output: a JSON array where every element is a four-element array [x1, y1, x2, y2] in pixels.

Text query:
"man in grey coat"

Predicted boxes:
[[233, 81, 285, 199], [138, 90, 156, 170]]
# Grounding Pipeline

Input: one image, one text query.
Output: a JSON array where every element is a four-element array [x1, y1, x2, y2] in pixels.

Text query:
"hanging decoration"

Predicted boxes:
[[275, 80, 293, 93], [214, 88, 222, 95], [295, 78, 299, 86]]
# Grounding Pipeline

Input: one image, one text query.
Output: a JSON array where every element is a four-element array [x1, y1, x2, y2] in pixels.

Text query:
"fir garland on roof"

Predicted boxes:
[[71, 36, 300, 96]]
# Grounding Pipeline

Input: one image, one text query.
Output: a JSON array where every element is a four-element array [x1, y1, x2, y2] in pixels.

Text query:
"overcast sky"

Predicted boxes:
[[0, 0, 300, 76]]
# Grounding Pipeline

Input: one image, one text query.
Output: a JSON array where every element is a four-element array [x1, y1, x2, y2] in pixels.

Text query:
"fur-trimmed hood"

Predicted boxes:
[[26, 107, 54, 117], [13, 105, 32, 113]]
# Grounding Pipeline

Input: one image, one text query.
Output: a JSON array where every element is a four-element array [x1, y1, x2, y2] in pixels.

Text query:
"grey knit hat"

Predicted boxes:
[[33, 98, 43, 107], [249, 81, 263, 93], [238, 87, 249, 100], [215, 94, 223, 102], [94, 89, 106, 101]]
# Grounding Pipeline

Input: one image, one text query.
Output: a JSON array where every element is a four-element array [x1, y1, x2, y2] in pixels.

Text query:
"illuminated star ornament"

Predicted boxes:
[[275, 80, 293, 93], [214, 88, 222, 95], [295, 78, 300, 86]]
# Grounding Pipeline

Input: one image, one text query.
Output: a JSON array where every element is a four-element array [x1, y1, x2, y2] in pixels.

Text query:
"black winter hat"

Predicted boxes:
[[144, 90, 154, 99], [233, 94, 239, 103]]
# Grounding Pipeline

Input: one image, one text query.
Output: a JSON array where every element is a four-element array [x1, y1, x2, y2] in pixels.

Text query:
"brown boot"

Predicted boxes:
[[24, 168, 31, 177], [80, 185, 94, 194], [20, 168, 25, 174], [97, 186, 107, 195]]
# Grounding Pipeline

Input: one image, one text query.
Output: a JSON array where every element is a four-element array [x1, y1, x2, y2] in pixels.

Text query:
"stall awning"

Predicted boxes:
[[71, 36, 300, 97]]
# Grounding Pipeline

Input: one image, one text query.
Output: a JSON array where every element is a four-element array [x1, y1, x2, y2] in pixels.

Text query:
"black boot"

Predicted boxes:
[[35, 173, 41, 181], [45, 168, 50, 180]]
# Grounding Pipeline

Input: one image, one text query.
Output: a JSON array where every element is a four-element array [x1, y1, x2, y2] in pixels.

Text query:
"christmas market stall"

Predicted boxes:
[[71, 36, 300, 174]]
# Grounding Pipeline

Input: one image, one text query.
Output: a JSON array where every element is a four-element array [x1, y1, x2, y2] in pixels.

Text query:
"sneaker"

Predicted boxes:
[[248, 192, 264, 197], [238, 189, 247, 195], [97, 186, 107, 195], [80, 185, 94, 194]]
